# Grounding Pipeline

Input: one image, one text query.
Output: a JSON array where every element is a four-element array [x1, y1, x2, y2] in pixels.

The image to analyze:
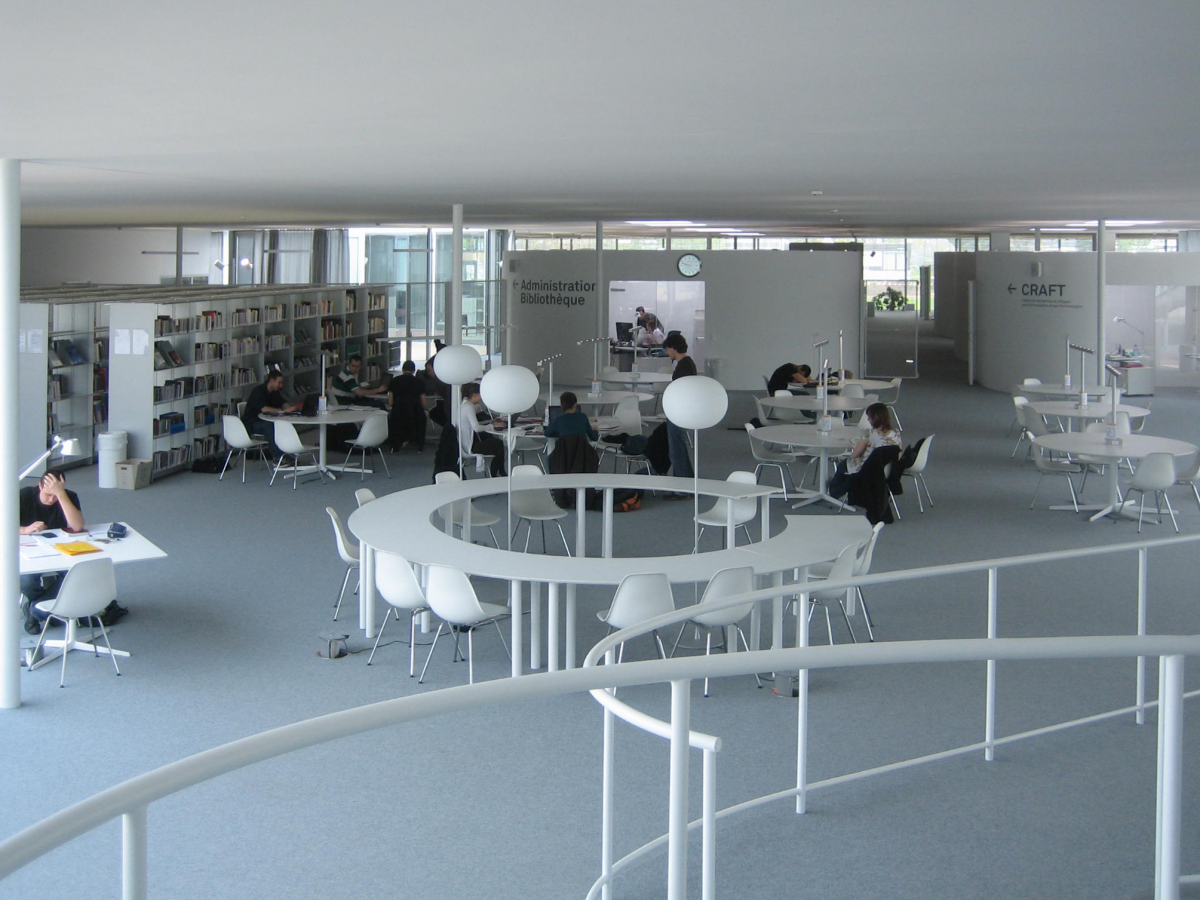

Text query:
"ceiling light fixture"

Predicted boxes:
[[810, 191, 823, 196], [625, 220, 701, 228]]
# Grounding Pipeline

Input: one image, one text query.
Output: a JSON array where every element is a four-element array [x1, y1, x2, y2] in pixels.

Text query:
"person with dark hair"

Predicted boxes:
[[18, 471, 93, 634], [387, 360, 427, 451], [661, 332, 697, 496], [828, 403, 901, 499], [330, 354, 387, 408], [421, 357, 450, 427], [544, 391, 598, 441], [458, 382, 506, 477], [767, 362, 815, 395], [242, 370, 300, 455]]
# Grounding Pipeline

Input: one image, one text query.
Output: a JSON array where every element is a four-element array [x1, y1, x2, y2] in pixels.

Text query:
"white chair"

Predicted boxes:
[[669, 566, 761, 696], [218, 415, 267, 483], [270, 420, 325, 488], [325, 507, 359, 620], [433, 470, 500, 546], [807, 521, 885, 641], [339, 413, 391, 481], [511, 434, 549, 471], [366, 551, 430, 675], [597, 572, 676, 661], [28, 557, 122, 688], [900, 434, 935, 512], [417, 565, 510, 685], [695, 471, 758, 549], [598, 396, 643, 470], [1029, 447, 1083, 513], [509, 465, 572, 555], [1172, 451, 1200, 513], [873, 377, 904, 429], [1008, 395, 1030, 440], [1077, 422, 1121, 496], [354, 488, 377, 507], [456, 415, 495, 479], [842, 383, 865, 398], [1022, 377, 1042, 386], [771, 389, 809, 424], [1126, 452, 1179, 533], [806, 543, 860, 645], [745, 422, 805, 499]]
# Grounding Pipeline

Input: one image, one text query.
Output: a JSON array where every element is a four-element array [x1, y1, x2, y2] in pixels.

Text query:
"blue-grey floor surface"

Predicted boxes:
[[3, 328, 1200, 899]]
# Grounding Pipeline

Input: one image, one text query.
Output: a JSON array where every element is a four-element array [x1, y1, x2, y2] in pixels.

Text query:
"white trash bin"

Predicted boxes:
[[97, 431, 128, 489]]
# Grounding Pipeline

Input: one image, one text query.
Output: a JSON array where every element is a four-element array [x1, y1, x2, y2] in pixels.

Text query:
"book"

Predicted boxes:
[[154, 340, 184, 367], [59, 340, 86, 365]]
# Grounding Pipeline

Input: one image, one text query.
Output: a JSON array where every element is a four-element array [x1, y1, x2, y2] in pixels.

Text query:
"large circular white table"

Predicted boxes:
[[1012, 382, 1111, 400], [1033, 432, 1197, 521], [539, 390, 653, 410], [755, 422, 862, 509], [761, 393, 878, 414], [262, 407, 386, 478], [348, 474, 872, 676], [600, 371, 673, 388], [790, 378, 891, 394], [1028, 400, 1150, 432]]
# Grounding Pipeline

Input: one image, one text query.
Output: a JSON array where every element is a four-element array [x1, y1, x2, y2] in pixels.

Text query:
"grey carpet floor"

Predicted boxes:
[[2, 327, 1200, 899]]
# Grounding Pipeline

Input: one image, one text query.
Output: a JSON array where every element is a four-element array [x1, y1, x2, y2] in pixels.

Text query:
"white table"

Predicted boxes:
[[540, 390, 653, 411], [790, 378, 891, 394], [18, 523, 168, 672], [761, 393, 878, 414], [348, 475, 872, 676], [755, 423, 862, 509], [1028, 400, 1150, 432], [263, 407, 386, 478], [1033, 433, 1198, 521], [1012, 382, 1111, 400], [600, 371, 673, 389]]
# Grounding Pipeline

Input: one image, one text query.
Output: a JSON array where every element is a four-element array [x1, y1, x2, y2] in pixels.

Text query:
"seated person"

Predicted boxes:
[[330, 355, 388, 409], [18, 471, 118, 634], [242, 369, 301, 454], [767, 363, 814, 395], [420, 357, 450, 427], [636, 314, 665, 346], [544, 391, 599, 442], [828, 403, 901, 499], [458, 382, 506, 477], [387, 360, 427, 451]]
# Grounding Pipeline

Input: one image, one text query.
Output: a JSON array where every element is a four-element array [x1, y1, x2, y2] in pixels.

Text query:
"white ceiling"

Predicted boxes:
[[6, 1, 1200, 235]]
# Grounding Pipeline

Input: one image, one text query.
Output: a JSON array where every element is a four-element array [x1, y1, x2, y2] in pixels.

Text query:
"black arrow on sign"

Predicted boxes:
[[1008, 284, 1016, 294]]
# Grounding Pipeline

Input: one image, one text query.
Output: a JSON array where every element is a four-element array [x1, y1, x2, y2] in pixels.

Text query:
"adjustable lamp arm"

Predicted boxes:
[[19, 436, 82, 481]]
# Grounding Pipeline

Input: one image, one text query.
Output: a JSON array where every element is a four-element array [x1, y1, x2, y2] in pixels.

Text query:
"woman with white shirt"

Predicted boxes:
[[828, 402, 900, 498], [457, 382, 506, 477]]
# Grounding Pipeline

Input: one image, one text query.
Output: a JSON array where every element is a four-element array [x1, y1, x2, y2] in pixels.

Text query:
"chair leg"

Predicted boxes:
[[467, 628, 475, 684], [1029, 473, 1044, 509], [1191, 482, 1200, 514], [333, 564, 356, 620], [1065, 473, 1081, 513], [1164, 492, 1179, 533], [703, 631, 713, 697], [917, 474, 933, 508], [417, 623, 446, 683], [837, 599, 858, 643], [856, 588, 876, 641], [219, 449, 235, 481], [366, 608, 394, 665], [889, 489, 901, 520], [1137, 491, 1146, 533], [377, 447, 391, 479], [554, 521, 572, 556]]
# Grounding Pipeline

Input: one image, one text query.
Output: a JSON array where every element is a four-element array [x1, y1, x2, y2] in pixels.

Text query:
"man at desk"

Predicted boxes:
[[242, 369, 302, 454], [767, 362, 814, 395], [330, 355, 388, 409], [544, 392, 599, 442], [18, 472, 84, 634]]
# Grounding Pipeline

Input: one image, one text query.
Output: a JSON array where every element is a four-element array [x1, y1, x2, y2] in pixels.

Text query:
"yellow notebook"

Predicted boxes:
[[55, 541, 100, 556]]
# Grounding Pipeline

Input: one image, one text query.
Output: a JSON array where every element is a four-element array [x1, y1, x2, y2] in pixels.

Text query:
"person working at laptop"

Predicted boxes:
[[330, 355, 388, 409], [544, 391, 598, 442], [242, 369, 301, 455]]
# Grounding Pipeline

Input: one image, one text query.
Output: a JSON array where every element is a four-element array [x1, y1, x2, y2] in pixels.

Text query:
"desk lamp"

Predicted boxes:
[[837, 330, 844, 384], [536, 353, 563, 422], [817, 358, 833, 433], [1104, 363, 1124, 444], [575, 337, 608, 393], [480, 365, 540, 550], [20, 435, 83, 480], [812, 338, 829, 392], [1069, 343, 1094, 407], [662, 375, 728, 553], [1112, 315, 1145, 338]]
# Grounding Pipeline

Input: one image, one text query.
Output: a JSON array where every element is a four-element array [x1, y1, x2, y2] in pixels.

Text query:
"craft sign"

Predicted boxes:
[[1008, 283, 1067, 296]]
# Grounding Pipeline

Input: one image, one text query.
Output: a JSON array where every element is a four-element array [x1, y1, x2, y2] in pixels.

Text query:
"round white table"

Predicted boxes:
[[790, 378, 891, 394], [540, 390, 653, 411], [754, 422, 862, 509], [600, 371, 673, 388], [262, 407, 386, 478], [1028, 400, 1150, 432], [1012, 382, 1111, 400], [1033, 432, 1197, 521], [761, 393, 878, 414], [348, 474, 871, 675]]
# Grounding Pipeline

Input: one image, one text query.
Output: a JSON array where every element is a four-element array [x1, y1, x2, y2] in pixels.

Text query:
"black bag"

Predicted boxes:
[[191, 456, 225, 473]]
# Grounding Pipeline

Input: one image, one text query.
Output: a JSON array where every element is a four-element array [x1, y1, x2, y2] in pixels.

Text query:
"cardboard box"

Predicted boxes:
[[114, 458, 153, 490]]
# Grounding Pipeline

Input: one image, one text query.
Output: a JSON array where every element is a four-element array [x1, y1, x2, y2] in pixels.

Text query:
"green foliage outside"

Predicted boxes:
[[872, 286, 909, 311]]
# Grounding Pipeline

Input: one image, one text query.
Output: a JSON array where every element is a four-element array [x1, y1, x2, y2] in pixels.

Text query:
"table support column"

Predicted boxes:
[[548, 582, 559, 671], [530, 581, 542, 670], [509, 580, 523, 677], [566, 583, 577, 668], [361, 544, 376, 637]]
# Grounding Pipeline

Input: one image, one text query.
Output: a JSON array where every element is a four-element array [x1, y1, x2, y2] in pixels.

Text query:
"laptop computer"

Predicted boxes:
[[300, 393, 321, 416]]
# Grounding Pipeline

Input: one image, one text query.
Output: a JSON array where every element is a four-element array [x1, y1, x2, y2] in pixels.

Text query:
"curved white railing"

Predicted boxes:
[[2, 533, 1200, 900]]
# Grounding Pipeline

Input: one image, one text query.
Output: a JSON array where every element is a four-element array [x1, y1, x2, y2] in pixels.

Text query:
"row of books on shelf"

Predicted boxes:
[[152, 435, 223, 473], [231, 308, 261, 326], [368, 317, 386, 334], [263, 333, 291, 351], [231, 366, 256, 387], [320, 320, 351, 340], [155, 311, 224, 336], [94, 365, 107, 393], [49, 374, 69, 400], [93, 399, 105, 425], [263, 304, 288, 323], [193, 402, 230, 428], [368, 292, 387, 310], [154, 372, 230, 403], [153, 340, 184, 370], [154, 412, 187, 437], [48, 339, 87, 368]]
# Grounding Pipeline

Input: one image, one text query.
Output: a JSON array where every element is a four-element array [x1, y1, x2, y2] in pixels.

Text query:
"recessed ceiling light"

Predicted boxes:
[[625, 220, 701, 227], [1063, 220, 1163, 228], [684, 227, 742, 233], [830, 210, 839, 213], [811, 191, 823, 196]]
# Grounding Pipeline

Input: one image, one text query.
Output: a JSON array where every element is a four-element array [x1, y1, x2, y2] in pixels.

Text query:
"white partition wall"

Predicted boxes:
[[504, 250, 863, 389]]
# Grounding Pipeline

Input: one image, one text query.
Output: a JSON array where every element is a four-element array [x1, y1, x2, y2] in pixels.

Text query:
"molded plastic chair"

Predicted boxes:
[[509, 465, 572, 554], [270, 420, 325, 488], [325, 507, 359, 620], [900, 434, 935, 512], [771, 389, 809, 424], [354, 488, 377, 507], [745, 422, 805, 499], [367, 551, 430, 675], [339, 413, 391, 481], [807, 521, 885, 641], [598, 396, 643, 470], [806, 543, 860, 645], [1008, 395, 1030, 440], [669, 566, 761, 696], [433, 470, 499, 546], [219, 415, 267, 483], [597, 572, 676, 661], [1029, 448, 1083, 513], [1126, 452, 1178, 533], [872, 377, 904, 429], [695, 471, 758, 549], [511, 434, 549, 471], [841, 383, 865, 398], [28, 557, 121, 688], [417, 564, 510, 685], [1022, 377, 1042, 386], [1172, 451, 1200, 513]]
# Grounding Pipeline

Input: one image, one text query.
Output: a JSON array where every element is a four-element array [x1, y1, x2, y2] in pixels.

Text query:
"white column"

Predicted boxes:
[[595, 221, 605, 346], [449, 204, 463, 346], [1096, 219, 1108, 384], [1155, 654, 1185, 900], [667, 679, 691, 900], [122, 805, 148, 900], [1, 159, 20, 709]]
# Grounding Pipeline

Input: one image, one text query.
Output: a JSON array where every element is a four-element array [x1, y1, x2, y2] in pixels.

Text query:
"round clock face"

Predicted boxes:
[[677, 253, 702, 277]]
